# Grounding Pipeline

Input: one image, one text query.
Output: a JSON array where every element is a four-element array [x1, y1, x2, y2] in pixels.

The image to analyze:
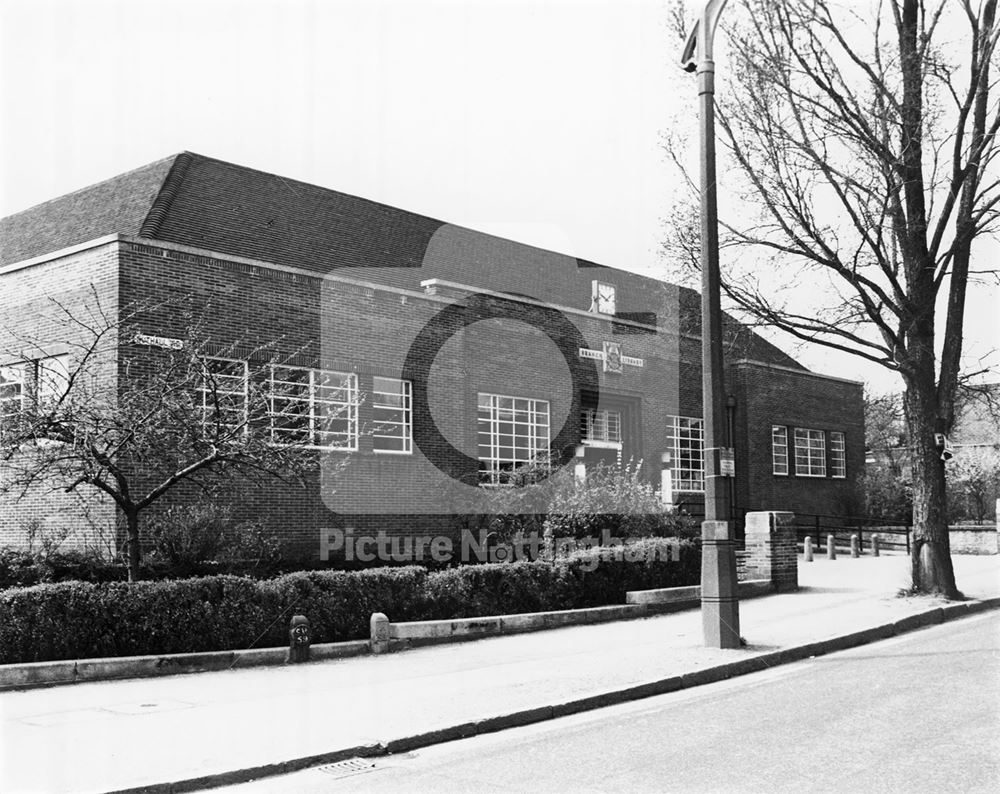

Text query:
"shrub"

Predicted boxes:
[[0, 546, 121, 589], [145, 505, 230, 570], [544, 460, 697, 541], [0, 540, 700, 664], [0, 567, 429, 663], [145, 504, 284, 577], [861, 465, 912, 521], [421, 561, 563, 618], [559, 537, 699, 608]]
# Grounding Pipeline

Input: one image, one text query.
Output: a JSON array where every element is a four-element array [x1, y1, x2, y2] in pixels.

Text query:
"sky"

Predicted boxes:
[[1, 0, 997, 396]]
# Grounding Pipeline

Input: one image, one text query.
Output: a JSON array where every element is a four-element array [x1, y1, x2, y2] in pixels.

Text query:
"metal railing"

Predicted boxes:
[[790, 513, 911, 554], [673, 508, 912, 554]]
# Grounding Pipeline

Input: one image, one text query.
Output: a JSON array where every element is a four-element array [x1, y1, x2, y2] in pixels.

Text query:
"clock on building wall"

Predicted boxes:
[[591, 281, 616, 315]]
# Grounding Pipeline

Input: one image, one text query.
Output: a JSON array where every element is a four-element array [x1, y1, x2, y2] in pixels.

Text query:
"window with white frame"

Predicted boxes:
[[772, 425, 789, 475], [373, 377, 411, 454], [35, 355, 70, 410], [1, 356, 71, 430], [830, 431, 846, 478], [198, 357, 249, 434], [581, 408, 621, 446], [0, 364, 24, 427], [666, 416, 704, 492], [794, 428, 827, 477], [270, 365, 358, 450], [477, 393, 550, 484]]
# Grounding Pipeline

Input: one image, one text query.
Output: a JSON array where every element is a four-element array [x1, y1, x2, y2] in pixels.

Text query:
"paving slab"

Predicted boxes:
[[0, 554, 997, 794]]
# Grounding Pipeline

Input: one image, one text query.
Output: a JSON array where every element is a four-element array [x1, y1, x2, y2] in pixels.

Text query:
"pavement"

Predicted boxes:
[[210, 610, 1000, 793], [0, 554, 998, 794]]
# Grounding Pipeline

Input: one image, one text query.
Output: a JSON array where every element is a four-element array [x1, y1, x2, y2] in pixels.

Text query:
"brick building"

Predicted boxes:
[[0, 153, 864, 559]]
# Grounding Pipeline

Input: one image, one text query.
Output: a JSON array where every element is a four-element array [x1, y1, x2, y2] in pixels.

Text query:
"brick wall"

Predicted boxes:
[[1, 235, 867, 564], [729, 361, 865, 523], [0, 242, 119, 550], [116, 242, 692, 559]]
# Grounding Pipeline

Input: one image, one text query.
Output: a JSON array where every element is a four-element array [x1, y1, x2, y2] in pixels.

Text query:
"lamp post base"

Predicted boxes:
[[701, 519, 741, 648]]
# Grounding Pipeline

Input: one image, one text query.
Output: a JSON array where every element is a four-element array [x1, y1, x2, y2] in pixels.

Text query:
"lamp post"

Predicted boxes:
[[681, 0, 741, 649]]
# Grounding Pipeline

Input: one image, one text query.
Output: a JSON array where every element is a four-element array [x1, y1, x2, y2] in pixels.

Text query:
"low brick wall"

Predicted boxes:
[[743, 511, 798, 591], [949, 525, 999, 555]]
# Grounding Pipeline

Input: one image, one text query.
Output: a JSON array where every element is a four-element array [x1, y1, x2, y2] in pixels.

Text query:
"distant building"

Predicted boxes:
[[0, 153, 865, 559]]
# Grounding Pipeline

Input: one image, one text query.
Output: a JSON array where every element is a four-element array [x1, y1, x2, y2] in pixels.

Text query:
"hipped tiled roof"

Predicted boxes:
[[0, 155, 179, 266], [0, 151, 808, 371]]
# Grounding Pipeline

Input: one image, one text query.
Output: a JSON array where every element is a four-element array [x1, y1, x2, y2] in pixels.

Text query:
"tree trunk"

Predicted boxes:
[[904, 384, 960, 598], [125, 509, 141, 583]]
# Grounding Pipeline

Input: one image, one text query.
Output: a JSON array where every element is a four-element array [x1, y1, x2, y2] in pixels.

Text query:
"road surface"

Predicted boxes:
[[218, 610, 1000, 793]]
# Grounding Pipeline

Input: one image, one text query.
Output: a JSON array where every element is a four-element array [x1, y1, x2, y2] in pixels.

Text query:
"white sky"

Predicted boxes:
[[1, 0, 997, 395]]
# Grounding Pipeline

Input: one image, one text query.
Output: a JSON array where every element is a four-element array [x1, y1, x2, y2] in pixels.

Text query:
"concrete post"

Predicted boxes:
[[872, 535, 880, 557], [701, 521, 741, 648], [370, 612, 390, 655], [850, 534, 860, 558], [827, 534, 836, 560], [804, 536, 813, 562], [743, 511, 798, 591]]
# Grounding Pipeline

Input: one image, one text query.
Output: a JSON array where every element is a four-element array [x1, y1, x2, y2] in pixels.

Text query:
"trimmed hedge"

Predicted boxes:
[[0, 539, 698, 664]]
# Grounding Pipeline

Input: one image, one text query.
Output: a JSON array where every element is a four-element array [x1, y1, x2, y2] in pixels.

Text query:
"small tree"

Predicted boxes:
[[0, 299, 348, 581], [947, 447, 1000, 523], [862, 389, 912, 520]]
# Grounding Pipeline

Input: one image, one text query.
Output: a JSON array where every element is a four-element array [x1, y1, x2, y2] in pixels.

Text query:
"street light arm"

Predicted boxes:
[[680, 0, 731, 71]]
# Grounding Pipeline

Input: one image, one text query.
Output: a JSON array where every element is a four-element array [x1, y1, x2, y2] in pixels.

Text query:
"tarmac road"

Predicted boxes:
[[219, 610, 1000, 794]]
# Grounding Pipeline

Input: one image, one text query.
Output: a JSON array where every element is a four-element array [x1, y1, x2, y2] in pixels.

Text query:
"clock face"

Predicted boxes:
[[597, 284, 616, 313]]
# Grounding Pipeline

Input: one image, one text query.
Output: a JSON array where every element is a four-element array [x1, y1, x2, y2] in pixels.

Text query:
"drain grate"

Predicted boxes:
[[315, 758, 380, 779]]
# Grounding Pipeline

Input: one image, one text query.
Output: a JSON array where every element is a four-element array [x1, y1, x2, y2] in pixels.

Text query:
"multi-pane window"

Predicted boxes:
[[830, 431, 846, 478], [477, 393, 550, 484], [35, 355, 69, 410], [198, 357, 249, 434], [581, 408, 621, 445], [270, 365, 358, 450], [373, 377, 412, 454], [1, 356, 71, 430], [0, 364, 24, 427], [794, 428, 827, 477], [666, 416, 704, 492], [772, 425, 789, 475]]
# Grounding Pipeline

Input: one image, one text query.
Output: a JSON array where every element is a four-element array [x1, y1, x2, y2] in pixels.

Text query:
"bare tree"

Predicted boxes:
[[1, 298, 350, 580], [665, 0, 999, 597]]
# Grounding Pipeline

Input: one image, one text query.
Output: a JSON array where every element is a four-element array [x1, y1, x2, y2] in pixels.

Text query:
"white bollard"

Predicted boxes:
[[370, 613, 390, 654]]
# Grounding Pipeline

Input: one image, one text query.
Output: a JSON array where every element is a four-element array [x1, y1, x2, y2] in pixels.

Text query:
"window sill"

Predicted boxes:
[[271, 443, 358, 453]]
